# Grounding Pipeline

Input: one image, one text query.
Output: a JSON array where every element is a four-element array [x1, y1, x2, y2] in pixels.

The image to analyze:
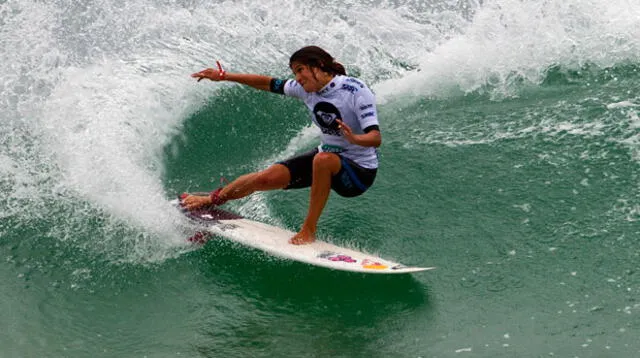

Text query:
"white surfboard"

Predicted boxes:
[[175, 196, 434, 274]]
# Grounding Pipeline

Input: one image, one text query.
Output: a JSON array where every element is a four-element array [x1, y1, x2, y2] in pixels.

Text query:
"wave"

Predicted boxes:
[[376, 0, 640, 101], [2, 0, 638, 263]]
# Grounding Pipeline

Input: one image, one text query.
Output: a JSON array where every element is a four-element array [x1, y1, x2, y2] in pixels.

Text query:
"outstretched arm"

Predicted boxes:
[[191, 68, 272, 92]]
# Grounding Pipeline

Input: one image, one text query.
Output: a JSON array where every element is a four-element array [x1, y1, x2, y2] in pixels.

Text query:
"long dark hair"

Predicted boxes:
[[289, 46, 346, 76]]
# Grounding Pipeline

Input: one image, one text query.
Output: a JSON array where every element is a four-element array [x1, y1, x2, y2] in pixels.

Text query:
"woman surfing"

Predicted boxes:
[[184, 46, 381, 245]]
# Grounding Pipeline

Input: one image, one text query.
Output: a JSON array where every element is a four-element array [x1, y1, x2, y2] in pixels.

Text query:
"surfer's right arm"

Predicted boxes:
[[191, 69, 273, 92]]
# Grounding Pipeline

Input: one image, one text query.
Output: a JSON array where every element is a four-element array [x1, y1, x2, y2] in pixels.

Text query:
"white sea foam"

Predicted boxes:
[[607, 101, 639, 109], [375, 0, 640, 101]]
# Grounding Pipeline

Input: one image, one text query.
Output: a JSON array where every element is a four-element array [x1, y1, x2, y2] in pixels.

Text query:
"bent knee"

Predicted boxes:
[[313, 152, 339, 164], [313, 152, 341, 171]]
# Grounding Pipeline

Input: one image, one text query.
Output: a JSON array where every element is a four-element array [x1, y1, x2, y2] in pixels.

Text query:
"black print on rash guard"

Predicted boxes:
[[313, 102, 342, 136]]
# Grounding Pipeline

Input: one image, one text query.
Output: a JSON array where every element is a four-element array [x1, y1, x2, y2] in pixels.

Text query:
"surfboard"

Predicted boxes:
[[174, 194, 435, 274]]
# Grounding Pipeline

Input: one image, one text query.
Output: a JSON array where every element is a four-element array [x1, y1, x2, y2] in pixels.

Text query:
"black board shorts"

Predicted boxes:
[[276, 148, 377, 197]]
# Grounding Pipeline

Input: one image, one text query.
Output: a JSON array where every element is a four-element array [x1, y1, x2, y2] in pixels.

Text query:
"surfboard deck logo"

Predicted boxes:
[[175, 193, 435, 274]]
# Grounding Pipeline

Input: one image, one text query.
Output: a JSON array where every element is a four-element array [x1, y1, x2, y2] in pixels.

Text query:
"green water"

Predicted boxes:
[[3, 0, 640, 356], [5, 68, 639, 357]]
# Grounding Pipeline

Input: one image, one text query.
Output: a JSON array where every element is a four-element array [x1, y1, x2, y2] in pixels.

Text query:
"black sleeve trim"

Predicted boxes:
[[364, 125, 380, 133], [270, 78, 286, 95]]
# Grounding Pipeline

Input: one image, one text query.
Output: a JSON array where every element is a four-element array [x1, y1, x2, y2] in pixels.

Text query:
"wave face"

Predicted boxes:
[[1, 0, 640, 356]]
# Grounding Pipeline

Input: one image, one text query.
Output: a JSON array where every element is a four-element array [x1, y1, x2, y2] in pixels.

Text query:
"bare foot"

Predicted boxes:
[[289, 228, 316, 245], [181, 194, 211, 211]]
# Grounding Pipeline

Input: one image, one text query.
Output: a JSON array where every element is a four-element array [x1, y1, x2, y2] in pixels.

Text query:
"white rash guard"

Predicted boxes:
[[271, 75, 380, 169]]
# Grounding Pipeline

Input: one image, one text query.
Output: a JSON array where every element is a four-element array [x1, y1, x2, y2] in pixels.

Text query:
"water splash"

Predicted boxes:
[[376, 0, 640, 101], [2, 0, 451, 262]]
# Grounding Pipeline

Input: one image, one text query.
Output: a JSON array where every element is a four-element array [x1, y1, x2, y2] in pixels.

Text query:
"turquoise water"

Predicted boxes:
[[2, 0, 640, 357]]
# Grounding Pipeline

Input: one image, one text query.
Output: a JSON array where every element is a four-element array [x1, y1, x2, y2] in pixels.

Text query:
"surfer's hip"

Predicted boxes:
[[276, 148, 377, 197]]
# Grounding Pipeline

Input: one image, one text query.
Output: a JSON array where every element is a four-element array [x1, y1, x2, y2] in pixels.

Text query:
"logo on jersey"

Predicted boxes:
[[341, 83, 359, 93], [313, 102, 342, 136], [346, 78, 365, 88]]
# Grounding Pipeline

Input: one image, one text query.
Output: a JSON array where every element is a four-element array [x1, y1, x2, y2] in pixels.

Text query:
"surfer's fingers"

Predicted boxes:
[[191, 69, 214, 80], [191, 72, 206, 82], [337, 120, 352, 136]]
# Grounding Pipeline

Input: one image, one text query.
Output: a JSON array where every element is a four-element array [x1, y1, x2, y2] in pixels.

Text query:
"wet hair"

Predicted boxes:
[[289, 46, 346, 76]]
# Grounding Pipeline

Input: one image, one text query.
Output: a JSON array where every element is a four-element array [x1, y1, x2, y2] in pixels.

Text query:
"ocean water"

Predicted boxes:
[[2, 0, 640, 357]]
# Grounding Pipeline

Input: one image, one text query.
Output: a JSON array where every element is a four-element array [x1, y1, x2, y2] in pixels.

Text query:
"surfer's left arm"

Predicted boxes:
[[337, 120, 381, 147], [338, 85, 381, 147]]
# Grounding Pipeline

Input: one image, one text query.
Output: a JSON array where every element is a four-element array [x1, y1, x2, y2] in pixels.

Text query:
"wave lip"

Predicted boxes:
[[376, 0, 640, 101]]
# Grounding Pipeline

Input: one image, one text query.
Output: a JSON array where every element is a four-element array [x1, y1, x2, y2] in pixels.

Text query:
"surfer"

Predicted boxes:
[[185, 46, 381, 245]]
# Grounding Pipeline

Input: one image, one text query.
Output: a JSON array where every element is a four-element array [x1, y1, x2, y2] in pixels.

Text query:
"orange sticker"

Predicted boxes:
[[362, 259, 388, 270]]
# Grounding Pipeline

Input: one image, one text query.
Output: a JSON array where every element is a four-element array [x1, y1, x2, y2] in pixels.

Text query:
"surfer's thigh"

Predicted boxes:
[[251, 164, 291, 190], [331, 156, 377, 198], [276, 148, 319, 189]]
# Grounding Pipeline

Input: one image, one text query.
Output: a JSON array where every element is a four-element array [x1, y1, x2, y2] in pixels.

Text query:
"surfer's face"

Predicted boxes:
[[291, 62, 327, 92]]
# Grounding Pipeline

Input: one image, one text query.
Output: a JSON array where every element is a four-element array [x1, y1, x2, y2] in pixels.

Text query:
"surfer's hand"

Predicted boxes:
[[337, 119, 381, 147], [336, 119, 355, 143], [191, 68, 224, 82], [182, 194, 212, 210]]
